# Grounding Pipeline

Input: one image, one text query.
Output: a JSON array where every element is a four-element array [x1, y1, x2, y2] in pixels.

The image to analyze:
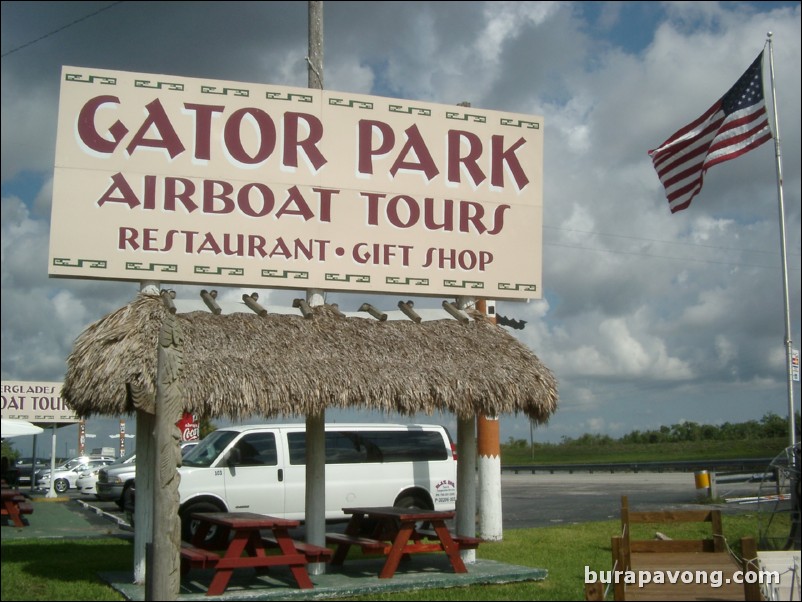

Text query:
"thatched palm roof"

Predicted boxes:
[[62, 293, 558, 422]]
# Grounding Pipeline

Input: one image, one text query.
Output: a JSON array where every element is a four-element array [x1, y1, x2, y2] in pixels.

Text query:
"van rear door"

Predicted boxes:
[[222, 430, 285, 515]]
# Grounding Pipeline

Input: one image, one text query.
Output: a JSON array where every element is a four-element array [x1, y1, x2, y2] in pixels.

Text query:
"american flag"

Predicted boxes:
[[648, 51, 773, 214]]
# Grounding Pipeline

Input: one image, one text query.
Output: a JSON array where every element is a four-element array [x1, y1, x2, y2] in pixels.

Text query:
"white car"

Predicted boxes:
[[37, 457, 116, 493]]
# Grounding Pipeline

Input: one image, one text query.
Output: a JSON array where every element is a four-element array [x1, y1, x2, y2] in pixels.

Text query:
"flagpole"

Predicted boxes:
[[766, 32, 797, 453]]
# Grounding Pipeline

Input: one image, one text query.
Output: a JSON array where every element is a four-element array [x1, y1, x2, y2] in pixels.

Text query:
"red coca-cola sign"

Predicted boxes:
[[176, 412, 199, 441]]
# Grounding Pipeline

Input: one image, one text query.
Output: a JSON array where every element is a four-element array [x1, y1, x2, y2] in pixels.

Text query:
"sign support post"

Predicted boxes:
[[304, 0, 327, 577]]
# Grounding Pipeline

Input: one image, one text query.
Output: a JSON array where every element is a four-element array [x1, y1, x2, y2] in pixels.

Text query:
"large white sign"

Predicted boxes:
[[1, 381, 79, 423], [50, 66, 544, 299]]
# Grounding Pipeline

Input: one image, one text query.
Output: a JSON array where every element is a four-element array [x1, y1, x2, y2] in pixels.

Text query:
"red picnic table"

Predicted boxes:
[[182, 511, 320, 596], [326, 506, 481, 579], [1, 487, 33, 527]]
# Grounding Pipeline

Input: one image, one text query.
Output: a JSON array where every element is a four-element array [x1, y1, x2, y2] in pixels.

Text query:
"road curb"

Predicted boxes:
[[77, 498, 132, 529]]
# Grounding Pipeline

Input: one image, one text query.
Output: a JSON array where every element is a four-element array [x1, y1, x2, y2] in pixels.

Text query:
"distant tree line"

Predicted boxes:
[[617, 412, 797, 445], [505, 412, 800, 448]]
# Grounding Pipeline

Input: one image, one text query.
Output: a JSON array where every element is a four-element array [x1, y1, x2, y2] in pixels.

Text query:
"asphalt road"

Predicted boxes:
[[60, 470, 769, 531], [498, 471, 765, 529]]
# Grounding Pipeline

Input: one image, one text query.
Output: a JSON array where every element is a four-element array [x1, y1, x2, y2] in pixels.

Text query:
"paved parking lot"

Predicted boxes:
[[18, 468, 768, 535]]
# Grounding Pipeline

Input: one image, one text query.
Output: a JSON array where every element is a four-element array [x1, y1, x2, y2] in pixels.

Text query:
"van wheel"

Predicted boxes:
[[181, 502, 228, 548], [394, 493, 433, 533], [395, 493, 431, 511], [116, 483, 133, 510]]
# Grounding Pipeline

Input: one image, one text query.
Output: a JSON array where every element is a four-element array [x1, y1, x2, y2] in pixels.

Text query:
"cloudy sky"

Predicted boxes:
[[2, 1, 800, 458]]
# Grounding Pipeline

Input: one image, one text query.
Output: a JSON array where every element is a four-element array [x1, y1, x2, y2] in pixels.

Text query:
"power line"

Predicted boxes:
[[2, 2, 125, 59]]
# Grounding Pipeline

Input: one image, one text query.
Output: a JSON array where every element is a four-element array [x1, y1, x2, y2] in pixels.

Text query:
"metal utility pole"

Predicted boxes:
[[304, 0, 327, 577]]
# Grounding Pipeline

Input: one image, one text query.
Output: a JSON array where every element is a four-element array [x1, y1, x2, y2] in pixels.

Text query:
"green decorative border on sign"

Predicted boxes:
[[125, 262, 178, 273], [135, 79, 184, 91], [389, 104, 431, 116], [329, 98, 374, 110], [325, 273, 370, 283], [498, 282, 537, 292], [386, 276, 430, 286], [444, 279, 485, 289], [201, 85, 249, 97], [261, 269, 309, 280], [65, 73, 116, 85], [500, 118, 540, 129], [445, 111, 486, 123], [53, 258, 108, 269], [266, 91, 313, 103], [194, 266, 244, 276]]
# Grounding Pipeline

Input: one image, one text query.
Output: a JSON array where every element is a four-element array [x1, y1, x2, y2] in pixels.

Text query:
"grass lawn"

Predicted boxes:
[[0, 512, 769, 601]]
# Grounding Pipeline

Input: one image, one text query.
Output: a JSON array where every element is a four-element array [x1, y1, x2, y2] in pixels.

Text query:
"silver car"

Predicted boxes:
[[96, 442, 197, 508], [37, 457, 116, 493], [76, 453, 136, 496], [96, 455, 137, 508]]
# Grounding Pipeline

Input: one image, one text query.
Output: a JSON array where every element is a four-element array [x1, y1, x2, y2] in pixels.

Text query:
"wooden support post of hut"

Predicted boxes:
[[477, 299, 503, 542], [455, 296, 478, 563], [134, 281, 160, 585], [147, 292, 185, 600]]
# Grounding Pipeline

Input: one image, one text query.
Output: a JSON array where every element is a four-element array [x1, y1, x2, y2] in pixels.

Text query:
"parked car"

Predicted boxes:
[[13, 458, 49, 486], [37, 456, 116, 493], [76, 452, 136, 497], [96, 442, 197, 508]]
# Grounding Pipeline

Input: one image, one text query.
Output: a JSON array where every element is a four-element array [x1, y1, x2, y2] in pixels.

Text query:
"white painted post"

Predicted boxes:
[[456, 416, 477, 563], [476, 299, 503, 541], [305, 411, 326, 576], [305, 289, 327, 576], [134, 411, 154, 584], [133, 281, 159, 584], [477, 415, 502, 541], [454, 296, 478, 563], [45, 425, 58, 498]]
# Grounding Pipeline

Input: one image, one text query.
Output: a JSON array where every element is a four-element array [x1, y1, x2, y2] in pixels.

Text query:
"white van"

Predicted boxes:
[[178, 423, 457, 542]]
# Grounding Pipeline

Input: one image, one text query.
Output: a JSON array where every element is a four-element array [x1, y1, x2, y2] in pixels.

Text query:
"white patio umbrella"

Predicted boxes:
[[1, 419, 44, 438]]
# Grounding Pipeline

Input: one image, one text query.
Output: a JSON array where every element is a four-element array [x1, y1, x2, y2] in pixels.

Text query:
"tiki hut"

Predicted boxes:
[[61, 290, 558, 598], [62, 292, 558, 422]]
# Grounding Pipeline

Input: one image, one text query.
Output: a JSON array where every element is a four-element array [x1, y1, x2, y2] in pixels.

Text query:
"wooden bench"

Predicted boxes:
[[1, 489, 34, 527], [326, 529, 481, 559], [180, 542, 220, 576], [326, 532, 390, 554], [262, 535, 333, 563], [416, 529, 482, 550]]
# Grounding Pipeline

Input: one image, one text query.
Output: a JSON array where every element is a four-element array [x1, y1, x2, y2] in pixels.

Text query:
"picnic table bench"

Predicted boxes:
[[261, 534, 333, 564], [327, 506, 481, 579], [180, 541, 220, 573], [182, 512, 314, 596], [415, 528, 482, 550], [1, 488, 33, 527]]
